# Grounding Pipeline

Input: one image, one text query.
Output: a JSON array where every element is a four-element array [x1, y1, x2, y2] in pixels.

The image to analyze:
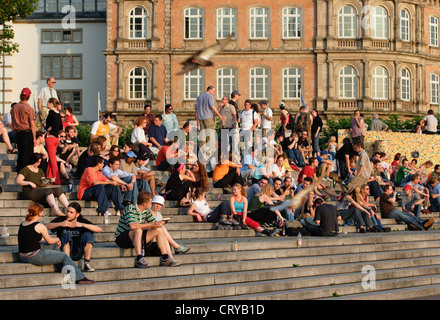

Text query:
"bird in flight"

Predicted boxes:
[[176, 33, 235, 75]]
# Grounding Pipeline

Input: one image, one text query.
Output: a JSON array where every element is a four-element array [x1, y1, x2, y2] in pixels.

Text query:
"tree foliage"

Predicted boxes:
[[0, 0, 39, 55]]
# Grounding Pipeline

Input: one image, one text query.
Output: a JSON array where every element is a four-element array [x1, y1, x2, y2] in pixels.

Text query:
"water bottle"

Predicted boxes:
[[297, 232, 302, 248], [104, 211, 109, 225], [2, 224, 9, 237], [68, 183, 73, 193], [282, 224, 286, 236], [232, 239, 238, 252]]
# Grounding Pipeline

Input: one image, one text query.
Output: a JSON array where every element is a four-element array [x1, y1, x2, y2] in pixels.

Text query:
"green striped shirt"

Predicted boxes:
[[114, 204, 153, 238]]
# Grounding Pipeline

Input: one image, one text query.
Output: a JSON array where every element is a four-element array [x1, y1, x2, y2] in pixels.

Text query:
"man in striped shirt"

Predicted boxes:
[[114, 191, 180, 268]]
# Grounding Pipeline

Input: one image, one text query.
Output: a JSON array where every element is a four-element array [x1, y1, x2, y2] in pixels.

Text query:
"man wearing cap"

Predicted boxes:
[[36, 77, 58, 130], [121, 151, 154, 196], [11, 88, 37, 172], [401, 184, 424, 217], [230, 90, 241, 116], [259, 100, 272, 136]]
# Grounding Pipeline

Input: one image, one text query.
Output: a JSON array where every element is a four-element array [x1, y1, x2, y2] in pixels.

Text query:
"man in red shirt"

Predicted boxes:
[[11, 88, 37, 172], [77, 156, 124, 216], [298, 157, 318, 185]]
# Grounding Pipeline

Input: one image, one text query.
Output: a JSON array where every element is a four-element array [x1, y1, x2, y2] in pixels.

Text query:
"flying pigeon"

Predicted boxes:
[[176, 33, 235, 75], [270, 176, 323, 212]]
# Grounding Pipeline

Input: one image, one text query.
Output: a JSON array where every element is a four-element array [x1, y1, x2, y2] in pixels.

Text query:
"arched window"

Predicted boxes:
[[372, 66, 388, 99], [250, 67, 269, 99], [217, 68, 237, 100], [283, 67, 302, 99], [339, 66, 358, 99], [184, 8, 203, 39], [129, 67, 148, 100], [372, 6, 388, 39], [282, 7, 301, 39], [250, 7, 269, 39], [400, 9, 410, 42], [217, 8, 236, 39], [129, 7, 148, 39], [401, 68, 410, 101], [338, 5, 357, 38]]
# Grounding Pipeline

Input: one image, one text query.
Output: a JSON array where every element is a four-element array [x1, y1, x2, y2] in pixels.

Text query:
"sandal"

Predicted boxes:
[[7, 149, 17, 154], [175, 245, 190, 254], [180, 200, 191, 207]]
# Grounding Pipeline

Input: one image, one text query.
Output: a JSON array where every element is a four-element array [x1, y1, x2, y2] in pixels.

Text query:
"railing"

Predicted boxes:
[[338, 100, 358, 109], [372, 100, 391, 110], [371, 40, 391, 49], [338, 39, 357, 48]]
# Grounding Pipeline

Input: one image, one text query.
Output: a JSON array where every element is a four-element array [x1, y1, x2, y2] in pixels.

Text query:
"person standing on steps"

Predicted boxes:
[[11, 88, 37, 173]]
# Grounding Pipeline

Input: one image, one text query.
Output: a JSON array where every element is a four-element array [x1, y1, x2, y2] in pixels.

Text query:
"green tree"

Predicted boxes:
[[0, 0, 38, 55]]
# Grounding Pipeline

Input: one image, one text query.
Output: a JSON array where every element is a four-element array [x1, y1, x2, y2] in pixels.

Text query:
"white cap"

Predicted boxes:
[[152, 195, 165, 207]]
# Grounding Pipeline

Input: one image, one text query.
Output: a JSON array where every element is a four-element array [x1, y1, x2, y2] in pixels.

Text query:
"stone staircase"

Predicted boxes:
[[1, 142, 440, 300]]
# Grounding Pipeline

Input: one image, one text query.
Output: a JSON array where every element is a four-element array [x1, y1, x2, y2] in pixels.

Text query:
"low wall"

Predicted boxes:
[[338, 129, 440, 165]]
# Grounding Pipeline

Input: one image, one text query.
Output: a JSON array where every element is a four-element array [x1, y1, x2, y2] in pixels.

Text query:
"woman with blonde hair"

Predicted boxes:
[[18, 202, 94, 284]]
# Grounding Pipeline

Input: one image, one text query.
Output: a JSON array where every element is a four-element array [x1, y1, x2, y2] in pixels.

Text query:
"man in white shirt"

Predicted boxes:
[[37, 77, 58, 130], [423, 110, 438, 134], [238, 99, 258, 155], [259, 100, 272, 136]]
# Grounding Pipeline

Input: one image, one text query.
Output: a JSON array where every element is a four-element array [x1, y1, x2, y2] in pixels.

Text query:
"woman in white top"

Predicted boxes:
[[131, 116, 154, 159], [187, 188, 232, 223], [271, 155, 286, 181]]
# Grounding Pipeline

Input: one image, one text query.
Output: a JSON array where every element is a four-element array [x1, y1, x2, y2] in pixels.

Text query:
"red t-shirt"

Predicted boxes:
[[77, 167, 108, 199], [297, 165, 316, 185], [156, 145, 170, 166]]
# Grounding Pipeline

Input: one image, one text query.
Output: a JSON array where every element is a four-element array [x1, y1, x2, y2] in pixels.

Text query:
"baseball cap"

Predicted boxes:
[[258, 100, 268, 105], [321, 150, 329, 155], [152, 195, 165, 207], [126, 151, 137, 158], [403, 185, 413, 191], [231, 90, 241, 96], [21, 88, 31, 98]]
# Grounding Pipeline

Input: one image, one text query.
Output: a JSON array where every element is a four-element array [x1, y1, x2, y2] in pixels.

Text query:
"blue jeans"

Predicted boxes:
[[399, 174, 413, 187], [121, 176, 139, 203], [387, 208, 425, 229], [60, 231, 94, 261], [205, 202, 231, 222], [19, 247, 85, 282], [285, 148, 304, 167], [82, 184, 124, 213], [338, 207, 373, 228], [137, 178, 152, 194], [311, 131, 320, 154]]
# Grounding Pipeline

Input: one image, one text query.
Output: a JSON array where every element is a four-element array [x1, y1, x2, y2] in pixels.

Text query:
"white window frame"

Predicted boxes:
[[430, 16, 439, 47], [338, 5, 357, 38], [129, 67, 148, 100], [400, 69, 411, 101], [184, 8, 203, 40], [250, 67, 269, 100], [282, 68, 302, 99], [372, 6, 388, 39], [217, 68, 237, 100], [129, 7, 148, 39], [217, 7, 236, 39], [400, 9, 410, 42], [372, 66, 389, 100], [184, 69, 204, 100], [282, 7, 301, 39], [339, 66, 358, 99], [250, 7, 269, 39], [430, 73, 439, 104]]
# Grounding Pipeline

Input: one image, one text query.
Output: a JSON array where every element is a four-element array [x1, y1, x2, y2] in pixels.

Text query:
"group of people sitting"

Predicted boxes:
[[12, 95, 440, 285]]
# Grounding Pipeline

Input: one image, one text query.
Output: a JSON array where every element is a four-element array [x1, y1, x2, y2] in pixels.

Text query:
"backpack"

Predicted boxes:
[[285, 112, 295, 130], [296, 111, 311, 133]]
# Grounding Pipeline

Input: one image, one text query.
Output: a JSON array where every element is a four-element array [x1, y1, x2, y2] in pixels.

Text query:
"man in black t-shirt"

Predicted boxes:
[[335, 137, 358, 184], [46, 202, 102, 272], [303, 198, 339, 236]]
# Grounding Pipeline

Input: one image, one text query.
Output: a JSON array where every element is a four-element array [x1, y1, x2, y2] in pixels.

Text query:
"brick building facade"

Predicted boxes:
[[104, 0, 440, 125]]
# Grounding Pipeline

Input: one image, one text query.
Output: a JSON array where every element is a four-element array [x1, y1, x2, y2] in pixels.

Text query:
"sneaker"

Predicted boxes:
[[423, 217, 435, 230], [83, 262, 96, 272], [220, 218, 232, 225], [135, 256, 149, 268], [99, 211, 112, 216], [266, 228, 279, 237], [230, 218, 240, 226], [160, 257, 181, 267]]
